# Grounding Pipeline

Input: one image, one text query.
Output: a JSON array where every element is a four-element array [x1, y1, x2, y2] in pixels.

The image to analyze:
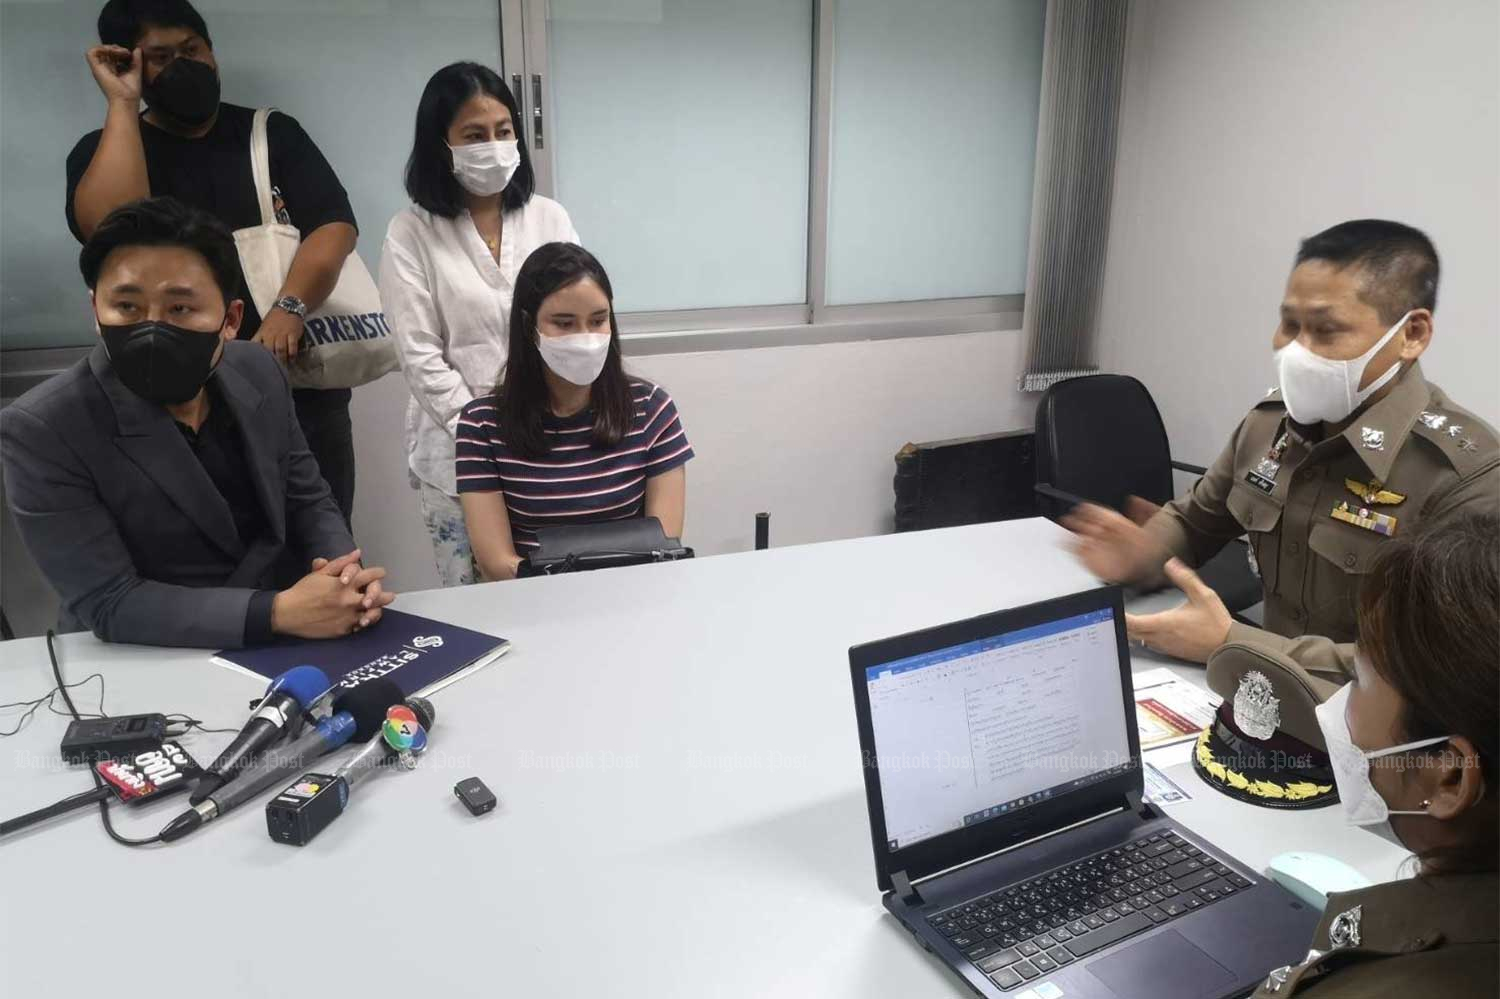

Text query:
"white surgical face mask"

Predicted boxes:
[[1274, 310, 1412, 425], [537, 331, 611, 387], [448, 139, 520, 196], [1314, 682, 1449, 848]]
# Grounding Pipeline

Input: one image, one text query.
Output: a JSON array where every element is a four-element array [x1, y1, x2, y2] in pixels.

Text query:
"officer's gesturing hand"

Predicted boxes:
[[1062, 500, 1171, 587], [1125, 559, 1233, 664]]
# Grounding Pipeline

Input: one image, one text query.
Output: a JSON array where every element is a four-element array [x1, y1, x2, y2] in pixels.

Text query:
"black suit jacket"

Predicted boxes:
[[1, 341, 355, 647]]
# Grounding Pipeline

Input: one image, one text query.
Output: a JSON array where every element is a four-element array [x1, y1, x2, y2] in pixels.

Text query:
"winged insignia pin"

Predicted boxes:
[[1344, 478, 1405, 506]]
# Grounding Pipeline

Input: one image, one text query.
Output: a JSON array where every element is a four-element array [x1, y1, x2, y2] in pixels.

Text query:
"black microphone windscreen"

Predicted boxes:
[[331, 678, 405, 741], [405, 696, 436, 731]]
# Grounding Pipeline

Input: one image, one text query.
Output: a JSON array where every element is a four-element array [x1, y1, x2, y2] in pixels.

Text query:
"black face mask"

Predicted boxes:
[[101, 319, 224, 405], [143, 57, 220, 128]]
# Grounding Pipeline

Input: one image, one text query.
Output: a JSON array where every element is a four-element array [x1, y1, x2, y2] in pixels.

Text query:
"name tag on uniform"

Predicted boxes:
[[1331, 501, 1398, 537], [1245, 457, 1280, 495]]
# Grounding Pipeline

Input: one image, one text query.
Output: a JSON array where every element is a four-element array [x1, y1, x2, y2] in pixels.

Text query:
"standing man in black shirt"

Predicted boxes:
[[65, 0, 360, 524]]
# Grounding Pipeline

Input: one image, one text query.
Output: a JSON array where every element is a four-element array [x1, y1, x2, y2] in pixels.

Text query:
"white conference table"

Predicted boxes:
[[0, 519, 1407, 998]]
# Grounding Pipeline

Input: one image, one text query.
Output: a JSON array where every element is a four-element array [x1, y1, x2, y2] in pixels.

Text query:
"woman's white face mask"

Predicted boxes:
[[448, 139, 520, 196], [1274, 310, 1412, 425], [537, 331, 611, 387], [1314, 681, 1451, 849]]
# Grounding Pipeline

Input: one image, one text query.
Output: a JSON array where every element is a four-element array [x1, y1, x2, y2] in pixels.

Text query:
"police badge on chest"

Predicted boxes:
[[1245, 433, 1288, 495], [1246, 457, 1280, 495]]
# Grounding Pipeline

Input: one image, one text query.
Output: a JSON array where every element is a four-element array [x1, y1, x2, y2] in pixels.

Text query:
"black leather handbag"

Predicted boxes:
[[518, 517, 693, 576]]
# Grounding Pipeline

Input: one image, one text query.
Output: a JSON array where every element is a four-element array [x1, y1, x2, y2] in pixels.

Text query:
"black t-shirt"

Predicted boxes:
[[173, 380, 269, 550], [64, 103, 357, 343], [173, 381, 278, 644]]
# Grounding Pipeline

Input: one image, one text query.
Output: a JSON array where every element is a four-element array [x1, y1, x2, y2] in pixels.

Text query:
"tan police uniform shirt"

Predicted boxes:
[[1250, 872, 1498, 997], [1145, 362, 1499, 683]]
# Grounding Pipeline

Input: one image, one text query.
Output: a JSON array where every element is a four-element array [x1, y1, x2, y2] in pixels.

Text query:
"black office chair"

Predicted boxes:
[[1034, 374, 1263, 616]]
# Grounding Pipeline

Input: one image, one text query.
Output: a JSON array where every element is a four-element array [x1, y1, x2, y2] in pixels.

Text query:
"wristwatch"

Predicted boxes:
[[273, 295, 308, 319]]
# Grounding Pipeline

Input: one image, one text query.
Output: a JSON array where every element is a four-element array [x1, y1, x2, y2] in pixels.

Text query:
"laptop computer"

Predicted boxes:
[[848, 585, 1317, 999]]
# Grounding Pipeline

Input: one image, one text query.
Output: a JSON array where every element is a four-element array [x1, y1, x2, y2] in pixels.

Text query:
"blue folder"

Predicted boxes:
[[213, 608, 509, 697]]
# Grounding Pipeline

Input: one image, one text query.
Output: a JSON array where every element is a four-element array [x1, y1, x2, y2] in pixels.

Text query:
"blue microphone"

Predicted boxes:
[[189, 665, 331, 804]]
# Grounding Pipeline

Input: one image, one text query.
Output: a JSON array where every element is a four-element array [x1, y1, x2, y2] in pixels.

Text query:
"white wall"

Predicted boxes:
[[350, 330, 1032, 593], [1098, 0, 1500, 468]]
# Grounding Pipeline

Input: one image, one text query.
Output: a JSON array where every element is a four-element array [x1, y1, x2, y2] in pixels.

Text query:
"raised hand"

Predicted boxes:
[[86, 45, 142, 104], [1061, 501, 1169, 586]]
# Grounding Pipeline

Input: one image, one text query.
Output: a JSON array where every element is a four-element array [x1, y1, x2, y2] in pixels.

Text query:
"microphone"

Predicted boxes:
[[336, 696, 435, 788], [265, 696, 435, 846], [189, 665, 331, 804], [159, 679, 398, 843]]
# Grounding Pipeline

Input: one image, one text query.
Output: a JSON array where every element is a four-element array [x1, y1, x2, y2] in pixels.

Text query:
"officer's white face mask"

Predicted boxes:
[[1314, 681, 1450, 849], [537, 331, 611, 387], [448, 139, 520, 196], [1275, 310, 1412, 425]]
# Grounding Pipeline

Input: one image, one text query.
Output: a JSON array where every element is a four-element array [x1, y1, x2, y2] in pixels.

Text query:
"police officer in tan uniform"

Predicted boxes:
[[1237, 515, 1495, 997], [1066, 220, 1499, 676]]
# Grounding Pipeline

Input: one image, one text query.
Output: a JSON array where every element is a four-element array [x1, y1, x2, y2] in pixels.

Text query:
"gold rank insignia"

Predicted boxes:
[[1332, 501, 1398, 536], [1344, 478, 1405, 506]]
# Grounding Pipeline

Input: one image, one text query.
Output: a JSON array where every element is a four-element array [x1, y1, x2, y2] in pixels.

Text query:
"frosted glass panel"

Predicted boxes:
[[0, 0, 498, 350], [826, 0, 1045, 305], [547, 0, 812, 313]]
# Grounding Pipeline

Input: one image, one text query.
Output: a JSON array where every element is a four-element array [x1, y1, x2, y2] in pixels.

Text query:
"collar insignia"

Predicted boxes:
[[1329, 905, 1363, 948]]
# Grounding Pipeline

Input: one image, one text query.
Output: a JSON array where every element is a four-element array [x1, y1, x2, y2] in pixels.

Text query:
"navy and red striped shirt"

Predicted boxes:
[[455, 379, 694, 551]]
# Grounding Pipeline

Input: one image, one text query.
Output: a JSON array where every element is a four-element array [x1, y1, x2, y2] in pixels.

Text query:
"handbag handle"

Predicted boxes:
[[248, 107, 279, 227]]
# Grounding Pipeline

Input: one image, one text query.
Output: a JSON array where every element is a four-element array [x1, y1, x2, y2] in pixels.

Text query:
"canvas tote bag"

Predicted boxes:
[[232, 108, 396, 389]]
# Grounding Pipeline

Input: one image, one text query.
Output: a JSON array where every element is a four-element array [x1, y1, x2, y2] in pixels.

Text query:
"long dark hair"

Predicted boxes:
[[403, 61, 535, 218], [1358, 512, 1498, 874], [498, 243, 633, 459]]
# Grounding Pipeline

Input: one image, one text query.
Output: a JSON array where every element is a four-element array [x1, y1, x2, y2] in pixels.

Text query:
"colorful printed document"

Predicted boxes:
[[1133, 667, 1220, 750]]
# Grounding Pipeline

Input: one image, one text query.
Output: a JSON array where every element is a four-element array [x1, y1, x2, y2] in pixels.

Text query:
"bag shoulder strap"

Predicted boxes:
[[248, 107, 278, 226]]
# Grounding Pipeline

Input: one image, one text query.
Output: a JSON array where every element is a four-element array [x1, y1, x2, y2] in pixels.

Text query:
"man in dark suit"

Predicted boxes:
[[1, 197, 394, 648]]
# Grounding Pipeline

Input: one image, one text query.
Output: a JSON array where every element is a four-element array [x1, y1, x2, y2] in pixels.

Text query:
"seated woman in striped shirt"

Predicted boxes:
[[455, 242, 693, 580]]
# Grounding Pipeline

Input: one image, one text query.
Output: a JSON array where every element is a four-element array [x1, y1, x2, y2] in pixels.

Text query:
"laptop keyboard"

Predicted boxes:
[[926, 830, 1253, 992]]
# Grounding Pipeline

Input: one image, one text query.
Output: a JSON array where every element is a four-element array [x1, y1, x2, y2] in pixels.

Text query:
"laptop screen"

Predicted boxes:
[[864, 607, 1132, 851]]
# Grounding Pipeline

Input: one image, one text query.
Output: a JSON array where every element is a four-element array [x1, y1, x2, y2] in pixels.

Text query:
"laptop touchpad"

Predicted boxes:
[[1086, 930, 1236, 999]]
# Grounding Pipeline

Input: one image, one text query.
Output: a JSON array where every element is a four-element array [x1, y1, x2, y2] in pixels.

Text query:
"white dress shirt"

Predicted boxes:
[[379, 196, 579, 496]]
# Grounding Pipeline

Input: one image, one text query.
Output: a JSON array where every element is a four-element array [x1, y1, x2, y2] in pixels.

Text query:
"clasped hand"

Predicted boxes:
[[272, 548, 397, 638]]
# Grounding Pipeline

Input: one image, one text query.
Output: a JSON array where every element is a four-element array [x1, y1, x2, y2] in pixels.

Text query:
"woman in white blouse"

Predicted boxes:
[[380, 62, 578, 585]]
